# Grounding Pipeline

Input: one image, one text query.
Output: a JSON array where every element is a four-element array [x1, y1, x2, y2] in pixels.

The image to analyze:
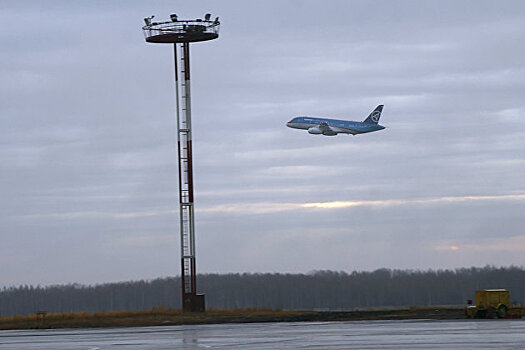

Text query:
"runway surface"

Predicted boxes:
[[1, 319, 524, 349]]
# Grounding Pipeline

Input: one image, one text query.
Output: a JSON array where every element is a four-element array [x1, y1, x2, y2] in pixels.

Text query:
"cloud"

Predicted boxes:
[[15, 209, 176, 220], [1, 1, 525, 285], [15, 192, 523, 220], [197, 192, 525, 216], [303, 193, 525, 210], [434, 235, 525, 253]]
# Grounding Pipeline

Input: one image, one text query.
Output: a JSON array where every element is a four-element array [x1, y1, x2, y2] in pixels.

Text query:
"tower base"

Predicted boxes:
[[183, 294, 206, 312]]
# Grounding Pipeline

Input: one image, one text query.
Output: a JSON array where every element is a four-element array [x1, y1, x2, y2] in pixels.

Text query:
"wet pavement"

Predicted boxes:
[[1, 319, 524, 349]]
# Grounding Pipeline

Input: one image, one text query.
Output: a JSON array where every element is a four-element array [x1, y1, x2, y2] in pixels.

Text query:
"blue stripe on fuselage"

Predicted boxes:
[[286, 116, 384, 134]]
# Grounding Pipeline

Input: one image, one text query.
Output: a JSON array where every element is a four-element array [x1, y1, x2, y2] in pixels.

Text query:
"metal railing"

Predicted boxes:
[[142, 19, 220, 41]]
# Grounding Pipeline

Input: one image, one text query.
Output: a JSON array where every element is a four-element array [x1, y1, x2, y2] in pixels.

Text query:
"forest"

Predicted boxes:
[[1, 266, 524, 316]]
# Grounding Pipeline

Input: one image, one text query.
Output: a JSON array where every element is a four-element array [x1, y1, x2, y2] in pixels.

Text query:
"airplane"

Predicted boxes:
[[286, 105, 385, 136]]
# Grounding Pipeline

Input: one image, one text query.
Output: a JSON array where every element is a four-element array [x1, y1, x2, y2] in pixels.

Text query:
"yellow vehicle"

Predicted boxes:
[[465, 289, 509, 319]]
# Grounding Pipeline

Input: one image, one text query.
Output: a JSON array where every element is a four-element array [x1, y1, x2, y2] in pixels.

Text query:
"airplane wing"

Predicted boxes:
[[318, 122, 331, 132], [318, 122, 337, 136]]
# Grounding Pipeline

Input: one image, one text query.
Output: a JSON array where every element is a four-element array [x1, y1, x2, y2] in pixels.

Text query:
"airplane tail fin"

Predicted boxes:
[[363, 105, 384, 124]]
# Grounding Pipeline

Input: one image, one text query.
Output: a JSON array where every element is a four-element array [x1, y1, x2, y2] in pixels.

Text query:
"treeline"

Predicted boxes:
[[1, 266, 524, 316]]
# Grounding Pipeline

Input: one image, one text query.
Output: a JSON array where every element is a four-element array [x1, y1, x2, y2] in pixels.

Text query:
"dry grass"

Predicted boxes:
[[0, 306, 470, 330]]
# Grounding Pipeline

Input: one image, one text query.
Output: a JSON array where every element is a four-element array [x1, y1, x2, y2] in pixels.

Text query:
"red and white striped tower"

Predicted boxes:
[[143, 13, 219, 312]]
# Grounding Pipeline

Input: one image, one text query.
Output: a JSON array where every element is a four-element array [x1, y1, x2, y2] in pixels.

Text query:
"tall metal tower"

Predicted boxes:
[[142, 13, 220, 312]]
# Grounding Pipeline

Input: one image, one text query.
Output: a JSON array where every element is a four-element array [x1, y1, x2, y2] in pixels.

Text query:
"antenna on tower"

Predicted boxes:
[[143, 15, 154, 26]]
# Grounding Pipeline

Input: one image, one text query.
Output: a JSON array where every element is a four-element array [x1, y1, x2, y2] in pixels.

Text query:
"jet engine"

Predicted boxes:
[[308, 127, 322, 135], [322, 129, 337, 136], [308, 126, 337, 136]]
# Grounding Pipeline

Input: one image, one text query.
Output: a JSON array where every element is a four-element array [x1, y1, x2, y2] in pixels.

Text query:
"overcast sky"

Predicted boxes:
[[1, 1, 524, 287]]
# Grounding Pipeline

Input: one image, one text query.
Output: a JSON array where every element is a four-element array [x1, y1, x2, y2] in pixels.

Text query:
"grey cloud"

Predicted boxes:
[[1, 0, 525, 286]]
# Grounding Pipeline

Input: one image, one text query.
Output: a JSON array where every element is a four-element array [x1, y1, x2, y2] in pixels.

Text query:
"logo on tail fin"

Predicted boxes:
[[370, 111, 381, 123], [364, 105, 384, 124]]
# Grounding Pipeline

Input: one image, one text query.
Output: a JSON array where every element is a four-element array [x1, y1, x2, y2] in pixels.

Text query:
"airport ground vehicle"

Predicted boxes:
[[465, 289, 510, 318]]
